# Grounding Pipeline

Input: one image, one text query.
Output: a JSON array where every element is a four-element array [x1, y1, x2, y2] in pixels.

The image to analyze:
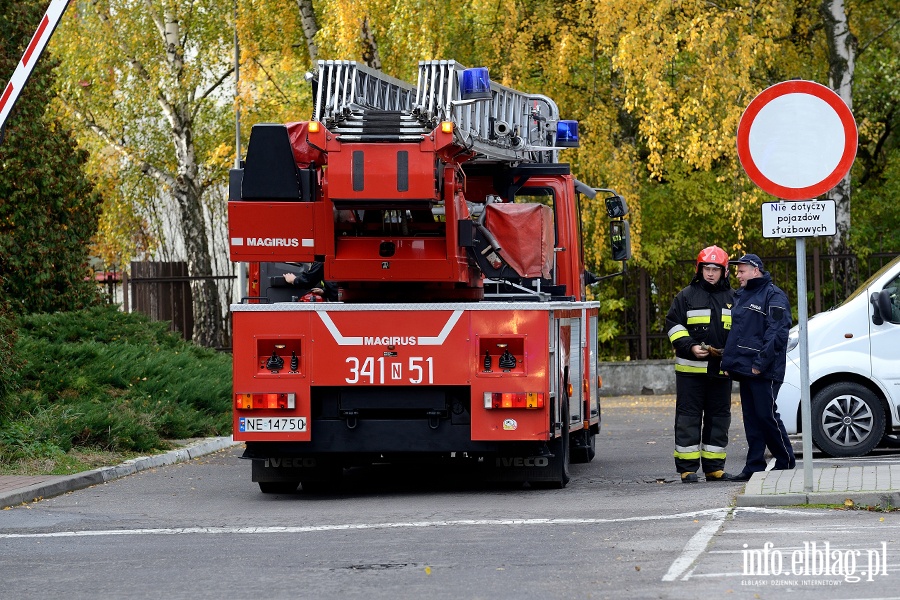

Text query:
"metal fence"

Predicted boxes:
[[94, 261, 235, 349], [602, 243, 900, 360]]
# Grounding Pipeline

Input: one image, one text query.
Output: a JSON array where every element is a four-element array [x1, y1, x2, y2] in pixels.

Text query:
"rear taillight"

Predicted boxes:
[[235, 393, 296, 410], [483, 392, 545, 409]]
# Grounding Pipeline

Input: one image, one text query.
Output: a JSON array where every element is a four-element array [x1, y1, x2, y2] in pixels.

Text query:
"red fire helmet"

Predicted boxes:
[[696, 245, 729, 270]]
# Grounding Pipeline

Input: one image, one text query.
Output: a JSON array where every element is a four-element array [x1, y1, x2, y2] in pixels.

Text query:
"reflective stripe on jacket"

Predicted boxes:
[[665, 278, 734, 377]]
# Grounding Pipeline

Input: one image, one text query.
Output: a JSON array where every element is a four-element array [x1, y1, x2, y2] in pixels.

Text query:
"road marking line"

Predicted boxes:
[[662, 509, 730, 581], [0, 509, 730, 539]]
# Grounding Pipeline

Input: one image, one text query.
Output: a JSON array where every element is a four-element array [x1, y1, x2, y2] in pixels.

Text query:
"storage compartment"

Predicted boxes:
[[255, 336, 304, 377], [477, 336, 526, 375]]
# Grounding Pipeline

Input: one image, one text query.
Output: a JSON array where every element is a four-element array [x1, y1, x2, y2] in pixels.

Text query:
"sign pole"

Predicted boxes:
[[737, 79, 857, 490], [795, 236, 814, 491]]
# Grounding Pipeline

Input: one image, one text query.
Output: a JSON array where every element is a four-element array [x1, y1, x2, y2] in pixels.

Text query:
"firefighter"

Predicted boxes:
[[665, 245, 735, 483]]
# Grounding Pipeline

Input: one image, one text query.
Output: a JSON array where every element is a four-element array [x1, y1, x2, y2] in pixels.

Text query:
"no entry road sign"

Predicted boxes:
[[737, 80, 857, 200]]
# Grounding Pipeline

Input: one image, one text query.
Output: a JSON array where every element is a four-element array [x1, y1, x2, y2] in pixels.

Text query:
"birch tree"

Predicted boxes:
[[821, 0, 858, 294], [296, 0, 320, 63], [51, 0, 237, 348]]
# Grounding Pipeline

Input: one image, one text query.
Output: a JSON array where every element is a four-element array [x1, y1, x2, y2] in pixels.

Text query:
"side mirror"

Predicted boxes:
[[605, 195, 628, 219], [871, 290, 895, 325], [874, 289, 896, 324], [610, 220, 632, 261]]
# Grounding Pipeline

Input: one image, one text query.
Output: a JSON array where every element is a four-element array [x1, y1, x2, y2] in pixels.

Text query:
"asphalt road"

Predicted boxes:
[[2, 396, 900, 600]]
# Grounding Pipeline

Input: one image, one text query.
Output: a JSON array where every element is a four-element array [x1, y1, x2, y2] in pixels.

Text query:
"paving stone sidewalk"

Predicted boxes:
[[737, 463, 900, 508]]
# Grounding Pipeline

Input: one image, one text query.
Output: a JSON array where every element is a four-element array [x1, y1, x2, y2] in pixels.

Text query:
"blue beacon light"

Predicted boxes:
[[556, 120, 580, 147], [460, 67, 493, 101]]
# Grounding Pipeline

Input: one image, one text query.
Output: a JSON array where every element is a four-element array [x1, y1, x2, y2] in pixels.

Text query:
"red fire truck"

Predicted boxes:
[[228, 60, 630, 492]]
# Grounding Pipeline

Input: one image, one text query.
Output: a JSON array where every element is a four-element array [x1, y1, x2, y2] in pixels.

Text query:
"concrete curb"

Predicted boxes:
[[0, 437, 238, 509], [738, 491, 900, 508]]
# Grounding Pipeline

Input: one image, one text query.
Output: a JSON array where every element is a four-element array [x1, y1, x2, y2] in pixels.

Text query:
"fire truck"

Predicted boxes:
[[228, 60, 630, 492]]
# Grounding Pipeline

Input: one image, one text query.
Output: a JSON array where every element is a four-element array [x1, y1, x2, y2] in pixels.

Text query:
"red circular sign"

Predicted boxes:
[[737, 80, 857, 200]]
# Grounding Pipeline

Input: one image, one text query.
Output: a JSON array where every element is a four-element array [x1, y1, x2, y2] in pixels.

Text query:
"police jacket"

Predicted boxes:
[[721, 272, 791, 382], [665, 273, 734, 377]]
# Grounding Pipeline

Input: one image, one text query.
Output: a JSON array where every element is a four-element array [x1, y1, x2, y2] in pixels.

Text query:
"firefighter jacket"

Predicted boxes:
[[665, 275, 734, 377], [720, 272, 791, 383]]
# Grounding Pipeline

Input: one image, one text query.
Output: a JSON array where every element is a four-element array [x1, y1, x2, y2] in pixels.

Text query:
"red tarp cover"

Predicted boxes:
[[286, 121, 326, 167], [484, 203, 553, 279]]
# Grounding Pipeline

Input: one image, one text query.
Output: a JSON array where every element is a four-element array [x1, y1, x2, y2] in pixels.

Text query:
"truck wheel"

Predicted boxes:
[[812, 382, 886, 457], [258, 481, 299, 494], [569, 429, 596, 464]]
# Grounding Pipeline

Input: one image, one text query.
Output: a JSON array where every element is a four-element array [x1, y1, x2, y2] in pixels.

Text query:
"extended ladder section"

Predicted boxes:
[[311, 60, 562, 163]]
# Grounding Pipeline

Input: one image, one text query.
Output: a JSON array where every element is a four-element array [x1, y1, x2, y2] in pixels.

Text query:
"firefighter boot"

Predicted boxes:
[[704, 470, 734, 482], [681, 472, 699, 484]]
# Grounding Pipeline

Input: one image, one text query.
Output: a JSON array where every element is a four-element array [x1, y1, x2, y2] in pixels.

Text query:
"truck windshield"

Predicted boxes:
[[838, 254, 900, 308]]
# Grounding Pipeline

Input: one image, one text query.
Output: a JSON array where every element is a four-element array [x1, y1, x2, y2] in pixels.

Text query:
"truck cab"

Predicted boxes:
[[777, 255, 900, 456]]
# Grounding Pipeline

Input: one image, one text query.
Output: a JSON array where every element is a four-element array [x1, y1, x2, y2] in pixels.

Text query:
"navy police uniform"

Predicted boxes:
[[721, 255, 796, 477]]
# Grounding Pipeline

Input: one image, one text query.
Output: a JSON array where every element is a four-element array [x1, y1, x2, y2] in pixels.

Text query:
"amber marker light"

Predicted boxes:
[[308, 121, 321, 133], [440, 121, 454, 133]]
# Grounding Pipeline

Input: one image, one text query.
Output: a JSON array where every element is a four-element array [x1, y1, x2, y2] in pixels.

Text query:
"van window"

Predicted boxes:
[[839, 255, 900, 308], [882, 274, 900, 324]]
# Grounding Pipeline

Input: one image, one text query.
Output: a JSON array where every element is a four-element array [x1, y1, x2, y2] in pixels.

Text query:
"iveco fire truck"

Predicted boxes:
[[227, 60, 630, 492]]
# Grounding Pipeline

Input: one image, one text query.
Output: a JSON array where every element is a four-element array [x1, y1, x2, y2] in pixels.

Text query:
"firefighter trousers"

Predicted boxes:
[[674, 374, 732, 474]]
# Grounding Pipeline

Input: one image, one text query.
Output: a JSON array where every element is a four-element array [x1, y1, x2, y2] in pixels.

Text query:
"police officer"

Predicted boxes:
[[721, 253, 796, 482], [665, 245, 735, 483]]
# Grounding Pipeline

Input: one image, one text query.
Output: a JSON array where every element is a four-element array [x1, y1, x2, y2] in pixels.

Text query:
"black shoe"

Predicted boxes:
[[681, 472, 699, 484], [725, 471, 753, 482]]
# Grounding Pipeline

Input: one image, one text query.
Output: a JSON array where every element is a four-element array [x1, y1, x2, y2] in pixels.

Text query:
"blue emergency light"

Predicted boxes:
[[460, 67, 492, 101], [556, 120, 580, 147]]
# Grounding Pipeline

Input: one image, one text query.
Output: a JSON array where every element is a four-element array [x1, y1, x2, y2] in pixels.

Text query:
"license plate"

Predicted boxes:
[[239, 417, 307, 433]]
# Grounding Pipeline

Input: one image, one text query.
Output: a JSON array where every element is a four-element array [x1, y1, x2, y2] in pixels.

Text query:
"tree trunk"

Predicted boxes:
[[361, 16, 382, 71], [160, 11, 224, 349], [295, 0, 319, 65], [173, 180, 224, 349], [820, 0, 858, 297]]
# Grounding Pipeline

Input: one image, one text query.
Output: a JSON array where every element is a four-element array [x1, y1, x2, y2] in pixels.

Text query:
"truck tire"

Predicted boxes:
[[258, 481, 299, 494], [570, 428, 596, 464], [811, 382, 886, 457]]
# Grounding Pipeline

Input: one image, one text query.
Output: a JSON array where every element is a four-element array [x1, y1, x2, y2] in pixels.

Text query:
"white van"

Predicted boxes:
[[776, 255, 900, 457]]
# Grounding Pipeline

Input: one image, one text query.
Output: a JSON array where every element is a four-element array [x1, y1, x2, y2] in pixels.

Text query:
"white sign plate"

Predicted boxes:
[[761, 200, 836, 238]]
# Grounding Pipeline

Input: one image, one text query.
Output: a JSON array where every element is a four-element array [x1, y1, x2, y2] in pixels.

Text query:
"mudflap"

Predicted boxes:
[[483, 439, 570, 488]]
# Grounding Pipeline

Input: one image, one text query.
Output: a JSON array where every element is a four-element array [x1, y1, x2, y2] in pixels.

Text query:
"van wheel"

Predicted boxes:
[[812, 382, 885, 457]]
